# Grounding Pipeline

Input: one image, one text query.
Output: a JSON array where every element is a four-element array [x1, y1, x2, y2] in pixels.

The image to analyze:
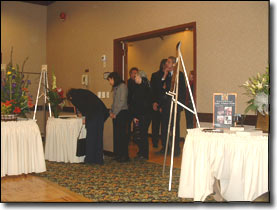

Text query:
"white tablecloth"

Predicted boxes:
[[1, 120, 46, 177], [178, 128, 268, 201], [45, 117, 86, 163]]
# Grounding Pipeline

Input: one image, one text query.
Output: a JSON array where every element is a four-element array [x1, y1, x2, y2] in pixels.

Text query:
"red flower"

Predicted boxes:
[[57, 88, 64, 97], [5, 100, 14, 106], [13, 107, 21, 114], [28, 101, 34, 108]]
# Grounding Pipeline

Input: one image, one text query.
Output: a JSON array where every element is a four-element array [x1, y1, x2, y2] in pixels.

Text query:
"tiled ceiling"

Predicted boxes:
[[20, 1, 55, 6]]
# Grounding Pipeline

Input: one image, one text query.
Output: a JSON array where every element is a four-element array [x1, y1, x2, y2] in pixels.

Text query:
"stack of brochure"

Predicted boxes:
[[230, 126, 245, 131], [58, 114, 77, 119]]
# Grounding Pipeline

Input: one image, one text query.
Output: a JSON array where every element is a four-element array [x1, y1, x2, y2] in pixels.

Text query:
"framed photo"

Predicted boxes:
[[213, 93, 237, 128]]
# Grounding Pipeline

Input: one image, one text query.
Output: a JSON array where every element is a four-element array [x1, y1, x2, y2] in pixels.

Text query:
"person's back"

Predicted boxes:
[[131, 78, 152, 118], [67, 88, 109, 165], [68, 88, 109, 121]]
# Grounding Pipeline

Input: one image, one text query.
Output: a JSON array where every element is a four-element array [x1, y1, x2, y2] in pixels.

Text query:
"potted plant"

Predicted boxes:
[[47, 72, 65, 118], [242, 66, 269, 132], [1, 48, 34, 121]]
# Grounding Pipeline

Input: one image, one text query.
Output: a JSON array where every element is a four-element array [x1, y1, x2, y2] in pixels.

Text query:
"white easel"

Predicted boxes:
[[162, 42, 200, 191], [33, 65, 52, 120]]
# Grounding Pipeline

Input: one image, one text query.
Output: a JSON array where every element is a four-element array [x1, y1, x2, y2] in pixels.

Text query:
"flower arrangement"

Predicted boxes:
[[1, 49, 33, 119], [47, 72, 65, 118], [242, 66, 269, 115]]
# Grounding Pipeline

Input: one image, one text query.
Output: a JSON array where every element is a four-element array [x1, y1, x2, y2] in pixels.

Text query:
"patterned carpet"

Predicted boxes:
[[35, 156, 200, 202]]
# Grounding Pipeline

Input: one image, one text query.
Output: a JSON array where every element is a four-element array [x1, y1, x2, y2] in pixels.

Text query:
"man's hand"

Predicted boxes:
[[162, 69, 169, 80], [110, 113, 116, 119], [133, 118, 139, 124], [153, 102, 159, 111]]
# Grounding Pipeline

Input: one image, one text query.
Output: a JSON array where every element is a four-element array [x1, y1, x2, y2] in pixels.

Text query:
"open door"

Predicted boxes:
[[113, 40, 128, 82]]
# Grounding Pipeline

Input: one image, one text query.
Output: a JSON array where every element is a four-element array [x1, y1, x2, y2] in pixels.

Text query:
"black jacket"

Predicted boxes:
[[69, 89, 109, 121], [127, 78, 136, 106], [130, 78, 152, 119], [150, 70, 186, 112], [150, 70, 164, 106]]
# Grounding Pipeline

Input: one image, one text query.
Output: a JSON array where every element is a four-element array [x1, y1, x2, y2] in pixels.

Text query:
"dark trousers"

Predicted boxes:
[[127, 112, 133, 142], [113, 110, 129, 159], [185, 103, 194, 129], [136, 115, 151, 159], [85, 113, 104, 165], [151, 110, 161, 146], [161, 108, 181, 153]]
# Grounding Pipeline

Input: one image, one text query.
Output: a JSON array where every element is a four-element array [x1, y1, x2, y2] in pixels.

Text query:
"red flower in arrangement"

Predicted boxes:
[[28, 101, 34, 108], [13, 107, 21, 114], [5, 100, 14, 106], [56, 87, 64, 98], [22, 87, 28, 92]]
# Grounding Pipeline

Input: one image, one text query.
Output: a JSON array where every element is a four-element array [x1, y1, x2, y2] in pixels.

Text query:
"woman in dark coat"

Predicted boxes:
[[67, 88, 109, 165], [130, 70, 152, 160]]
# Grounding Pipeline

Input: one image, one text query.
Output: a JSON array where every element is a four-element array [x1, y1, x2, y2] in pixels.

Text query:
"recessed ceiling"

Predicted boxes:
[[20, 1, 55, 6]]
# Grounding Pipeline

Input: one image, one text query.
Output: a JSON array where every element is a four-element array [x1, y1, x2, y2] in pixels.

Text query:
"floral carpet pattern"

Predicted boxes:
[[35, 156, 200, 202]]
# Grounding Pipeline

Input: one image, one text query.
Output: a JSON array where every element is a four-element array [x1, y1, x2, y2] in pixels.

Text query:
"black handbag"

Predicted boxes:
[[76, 125, 86, 157]]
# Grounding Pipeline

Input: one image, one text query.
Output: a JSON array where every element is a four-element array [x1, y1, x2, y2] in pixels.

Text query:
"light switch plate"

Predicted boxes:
[[102, 91, 105, 98], [97, 92, 101, 98], [42, 65, 47, 71], [106, 92, 109, 98]]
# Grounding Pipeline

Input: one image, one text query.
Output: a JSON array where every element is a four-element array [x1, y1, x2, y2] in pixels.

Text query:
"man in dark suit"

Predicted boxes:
[[67, 88, 109, 165], [150, 59, 167, 148], [158, 56, 186, 157], [127, 67, 139, 143]]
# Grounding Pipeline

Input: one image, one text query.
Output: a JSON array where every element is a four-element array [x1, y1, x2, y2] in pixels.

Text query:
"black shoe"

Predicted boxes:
[[156, 148, 165, 154], [112, 156, 120, 161], [118, 157, 130, 163], [134, 155, 147, 161]]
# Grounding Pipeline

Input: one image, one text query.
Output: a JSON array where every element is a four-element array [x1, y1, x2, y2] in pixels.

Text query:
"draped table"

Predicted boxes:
[[1, 120, 46, 177], [178, 128, 268, 201], [45, 117, 86, 163]]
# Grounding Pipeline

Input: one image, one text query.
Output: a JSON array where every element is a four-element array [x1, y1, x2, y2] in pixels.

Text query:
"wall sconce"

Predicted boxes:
[[60, 12, 66, 21]]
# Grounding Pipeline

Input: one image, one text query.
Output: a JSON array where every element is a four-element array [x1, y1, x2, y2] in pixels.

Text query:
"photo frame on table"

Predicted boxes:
[[213, 93, 237, 128]]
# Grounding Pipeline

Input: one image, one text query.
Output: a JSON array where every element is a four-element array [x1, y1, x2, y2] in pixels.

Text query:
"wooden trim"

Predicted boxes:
[[114, 22, 196, 42], [113, 22, 197, 83]]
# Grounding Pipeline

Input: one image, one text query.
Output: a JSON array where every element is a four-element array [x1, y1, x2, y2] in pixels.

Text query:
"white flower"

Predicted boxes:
[[257, 82, 263, 90], [52, 73, 57, 90], [254, 92, 269, 115], [243, 81, 249, 87]]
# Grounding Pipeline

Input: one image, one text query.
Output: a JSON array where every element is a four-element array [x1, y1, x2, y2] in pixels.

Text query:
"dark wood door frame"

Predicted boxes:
[[114, 21, 197, 127]]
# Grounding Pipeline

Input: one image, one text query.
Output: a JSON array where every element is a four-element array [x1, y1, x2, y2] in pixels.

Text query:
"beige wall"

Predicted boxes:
[[1, 1, 47, 134], [47, 1, 268, 115], [127, 30, 194, 78], [1, 1, 47, 74]]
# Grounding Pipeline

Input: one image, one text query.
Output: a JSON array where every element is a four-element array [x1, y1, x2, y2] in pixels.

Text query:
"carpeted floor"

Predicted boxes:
[[35, 156, 200, 202]]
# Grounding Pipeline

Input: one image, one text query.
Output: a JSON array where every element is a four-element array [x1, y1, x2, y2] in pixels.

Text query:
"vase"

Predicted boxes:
[[1, 114, 18, 121], [51, 106, 61, 118], [256, 112, 269, 133]]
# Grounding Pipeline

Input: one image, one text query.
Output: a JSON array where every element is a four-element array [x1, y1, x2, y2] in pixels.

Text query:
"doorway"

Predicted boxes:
[[113, 22, 197, 127]]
